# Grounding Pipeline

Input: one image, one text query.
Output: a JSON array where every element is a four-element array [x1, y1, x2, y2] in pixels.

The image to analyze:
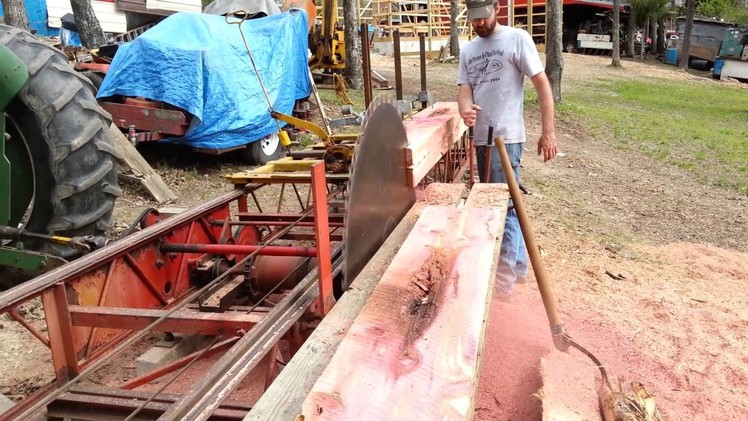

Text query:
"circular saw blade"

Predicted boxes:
[[339, 96, 415, 296]]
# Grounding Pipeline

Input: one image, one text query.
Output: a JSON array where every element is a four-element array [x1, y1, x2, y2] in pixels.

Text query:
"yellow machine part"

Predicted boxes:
[[281, 0, 346, 71]]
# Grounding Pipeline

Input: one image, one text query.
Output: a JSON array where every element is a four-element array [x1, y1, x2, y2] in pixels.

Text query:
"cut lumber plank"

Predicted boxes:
[[404, 102, 468, 187], [110, 123, 177, 204], [245, 183, 466, 421], [300, 185, 508, 420]]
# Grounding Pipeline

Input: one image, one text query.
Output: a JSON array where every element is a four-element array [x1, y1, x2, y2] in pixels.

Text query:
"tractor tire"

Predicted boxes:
[[81, 70, 105, 94], [1, 25, 121, 258]]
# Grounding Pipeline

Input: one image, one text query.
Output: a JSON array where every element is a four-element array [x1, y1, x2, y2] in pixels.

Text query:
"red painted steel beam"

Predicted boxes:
[[75, 62, 110, 73], [160, 243, 318, 257], [68, 306, 263, 336], [311, 163, 334, 315], [101, 102, 190, 135], [42, 284, 79, 382]]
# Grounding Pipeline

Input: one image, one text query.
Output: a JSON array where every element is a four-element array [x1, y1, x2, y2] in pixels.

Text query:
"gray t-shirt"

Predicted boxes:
[[457, 26, 544, 145]]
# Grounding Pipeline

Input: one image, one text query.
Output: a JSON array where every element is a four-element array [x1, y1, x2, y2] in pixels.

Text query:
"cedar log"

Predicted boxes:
[[244, 183, 467, 420], [300, 184, 508, 420], [404, 102, 468, 187]]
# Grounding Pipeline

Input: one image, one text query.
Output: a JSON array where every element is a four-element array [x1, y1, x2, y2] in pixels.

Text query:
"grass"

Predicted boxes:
[[552, 77, 748, 195]]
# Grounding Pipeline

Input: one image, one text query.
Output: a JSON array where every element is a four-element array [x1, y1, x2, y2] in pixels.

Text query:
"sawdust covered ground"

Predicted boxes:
[[465, 55, 747, 419], [379, 52, 748, 419], [1, 51, 746, 421]]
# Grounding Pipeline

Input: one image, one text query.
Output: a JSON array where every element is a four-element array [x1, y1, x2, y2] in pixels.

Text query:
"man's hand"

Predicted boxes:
[[460, 104, 482, 127], [537, 131, 558, 162]]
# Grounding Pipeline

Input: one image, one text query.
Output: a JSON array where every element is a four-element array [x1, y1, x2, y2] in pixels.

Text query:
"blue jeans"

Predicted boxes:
[[475, 142, 528, 293]]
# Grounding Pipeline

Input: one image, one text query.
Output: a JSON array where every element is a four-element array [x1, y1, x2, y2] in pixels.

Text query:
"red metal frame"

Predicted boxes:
[[74, 62, 111, 73], [426, 131, 473, 186], [0, 179, 344, 419], [100, 101, 190, 137], [311, 163, 334, 316]]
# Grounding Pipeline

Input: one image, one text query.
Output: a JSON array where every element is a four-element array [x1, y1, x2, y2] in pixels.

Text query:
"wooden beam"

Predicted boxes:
[[404, 102, 467, 187], [110, 124, 177, 204], [68, 305, 262, 335], [463, 183, 510, 209], [245, 183, 466, 420], [300, 184, 508, 419]]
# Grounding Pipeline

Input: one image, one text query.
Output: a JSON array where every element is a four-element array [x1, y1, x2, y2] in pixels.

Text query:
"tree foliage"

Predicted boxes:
[[697, 0, 748, 24]]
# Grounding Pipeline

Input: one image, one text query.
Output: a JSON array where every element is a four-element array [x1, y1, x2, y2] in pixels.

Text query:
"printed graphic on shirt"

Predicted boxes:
[[467, 58, 503, 77], [466, 48, 505, 85]]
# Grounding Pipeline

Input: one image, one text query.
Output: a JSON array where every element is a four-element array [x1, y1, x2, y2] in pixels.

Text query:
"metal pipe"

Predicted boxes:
[[468, 127, 475, 187], [225, 213, 346, 223], [229, 221, 344, 228], [160, 243, 317, 257], [289, 150, 325, 159], [393, 29, 403, 100], [361, 23, 373, 108], [8, 309, 50, 347], [483, 126, 494, 183], [419, 32, 428, 109]]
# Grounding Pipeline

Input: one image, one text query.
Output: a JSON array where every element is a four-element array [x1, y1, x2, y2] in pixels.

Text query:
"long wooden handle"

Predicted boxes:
[[494, 137, 566, 336]]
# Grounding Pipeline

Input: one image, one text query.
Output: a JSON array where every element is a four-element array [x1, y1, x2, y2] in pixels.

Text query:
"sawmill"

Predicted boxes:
[[0, 7, 520, 418], [1, 0, 661, 417]]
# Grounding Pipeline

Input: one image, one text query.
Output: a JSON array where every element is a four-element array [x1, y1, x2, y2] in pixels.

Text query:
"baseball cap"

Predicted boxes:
[[466, 0, 495, 20]]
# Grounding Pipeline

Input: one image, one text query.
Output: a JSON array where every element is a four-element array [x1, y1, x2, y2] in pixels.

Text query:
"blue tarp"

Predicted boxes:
[[97, 10, 311, 149], [0, 0, 57, 37]]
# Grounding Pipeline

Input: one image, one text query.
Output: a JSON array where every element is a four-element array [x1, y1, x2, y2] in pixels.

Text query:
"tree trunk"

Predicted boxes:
[[627, 8, 637, 58], [611, 0, 622, 67], [69, 0, 108, 48], [1, 0, 30, 32], [641, 16, 648, 59], [343, 0, 363, 89], [545, 0, 563, 103], [678, 0, 696, 70], [449, 0, 460, 57], [650, 17, 657, 56], [657, 17, 666, 56]]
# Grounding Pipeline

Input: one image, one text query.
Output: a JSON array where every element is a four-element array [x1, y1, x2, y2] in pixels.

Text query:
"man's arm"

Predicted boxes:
[[530, 71, 558, 162], [458, 84, 481, 127]]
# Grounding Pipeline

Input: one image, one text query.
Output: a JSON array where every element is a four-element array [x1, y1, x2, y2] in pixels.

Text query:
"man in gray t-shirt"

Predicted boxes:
[[457, 0, 557, 298]]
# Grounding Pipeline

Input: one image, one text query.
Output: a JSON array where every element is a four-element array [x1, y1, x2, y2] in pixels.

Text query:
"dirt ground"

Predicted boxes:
[[1, 50, 746, 420]]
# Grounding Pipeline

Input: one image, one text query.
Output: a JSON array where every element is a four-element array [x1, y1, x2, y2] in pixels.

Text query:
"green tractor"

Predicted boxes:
[[0, 25, 120, 287]]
